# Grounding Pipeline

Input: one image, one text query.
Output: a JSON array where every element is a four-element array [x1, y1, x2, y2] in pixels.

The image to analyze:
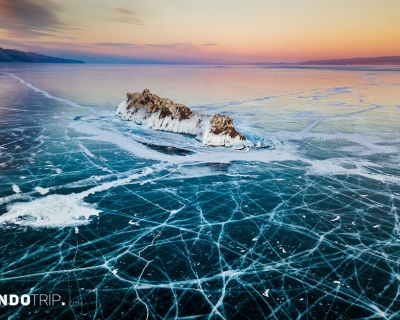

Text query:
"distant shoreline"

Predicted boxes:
[[1, 46, 399, 66], [0, 47, 84, 64], [1, 63, 399, 72]]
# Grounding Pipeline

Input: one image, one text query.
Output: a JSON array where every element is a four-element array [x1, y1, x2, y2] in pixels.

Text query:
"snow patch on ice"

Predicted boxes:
[[0, 167, 154, 228], [0, 194, 100, 227], [12, 185, 20, 194], [35, 187, 49, 195]]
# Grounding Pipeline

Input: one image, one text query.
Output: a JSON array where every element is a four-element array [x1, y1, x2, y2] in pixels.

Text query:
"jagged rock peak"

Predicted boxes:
[[209, 114, 246, 141], [126, 89, 195, 121]]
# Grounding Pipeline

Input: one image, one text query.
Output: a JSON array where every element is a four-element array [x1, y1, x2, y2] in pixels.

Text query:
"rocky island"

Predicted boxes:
[[116, 89, 251, 147]]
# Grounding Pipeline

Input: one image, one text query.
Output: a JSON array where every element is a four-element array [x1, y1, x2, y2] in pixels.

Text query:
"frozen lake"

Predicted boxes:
[[0, 64, 400, 319]]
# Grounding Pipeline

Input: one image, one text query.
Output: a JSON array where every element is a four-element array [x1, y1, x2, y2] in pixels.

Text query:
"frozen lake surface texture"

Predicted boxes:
[[0, 64, 399, 319]]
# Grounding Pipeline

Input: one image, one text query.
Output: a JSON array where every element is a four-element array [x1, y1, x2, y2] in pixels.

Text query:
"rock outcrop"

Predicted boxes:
[[116, 89, 251, 147]]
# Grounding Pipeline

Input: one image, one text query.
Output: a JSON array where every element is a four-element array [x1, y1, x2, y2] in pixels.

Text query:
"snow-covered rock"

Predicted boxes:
[[116, 89, 251, 147]]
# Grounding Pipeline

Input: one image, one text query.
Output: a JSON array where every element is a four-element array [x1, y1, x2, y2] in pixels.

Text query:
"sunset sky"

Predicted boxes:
[[1, 0, 400, 64]]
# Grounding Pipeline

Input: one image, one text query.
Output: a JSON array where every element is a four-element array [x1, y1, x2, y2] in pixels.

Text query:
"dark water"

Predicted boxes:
[[0, 64, 399, 319]]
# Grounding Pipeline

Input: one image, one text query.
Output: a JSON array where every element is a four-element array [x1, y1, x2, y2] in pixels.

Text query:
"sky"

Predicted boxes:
[[0, 0, 400, 64]]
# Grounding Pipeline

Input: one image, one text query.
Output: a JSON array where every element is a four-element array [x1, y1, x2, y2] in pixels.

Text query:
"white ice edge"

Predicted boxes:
[[69, 121, 299, 164], [69, 121, 400, 185]]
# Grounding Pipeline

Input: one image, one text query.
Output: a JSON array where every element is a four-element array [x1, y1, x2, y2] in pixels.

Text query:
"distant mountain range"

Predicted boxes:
[[249, 56, 400, 66], [1, 46, 399, 65], [0, 47, 84, 64], [299, 56, 400, 65]]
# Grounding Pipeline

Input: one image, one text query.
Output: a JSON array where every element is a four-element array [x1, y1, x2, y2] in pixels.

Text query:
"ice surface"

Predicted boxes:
[[0, 65, 399, 319]]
